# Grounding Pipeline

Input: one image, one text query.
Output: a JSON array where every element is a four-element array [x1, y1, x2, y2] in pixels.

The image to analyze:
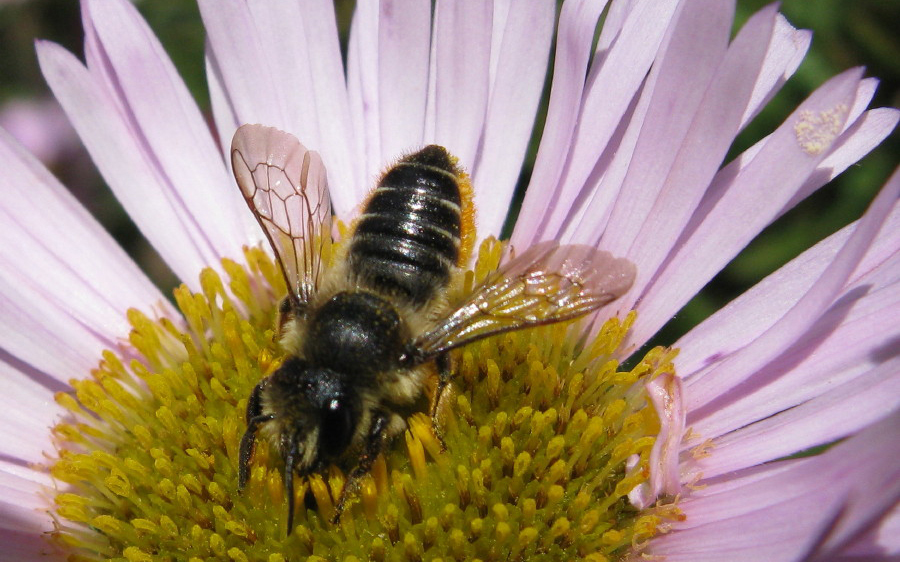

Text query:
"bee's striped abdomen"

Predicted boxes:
[[349, 145, 462, 306]]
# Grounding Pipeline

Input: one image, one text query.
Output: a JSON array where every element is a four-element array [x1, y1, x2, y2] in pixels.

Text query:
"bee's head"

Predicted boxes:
[[268, 357, 361, 469]]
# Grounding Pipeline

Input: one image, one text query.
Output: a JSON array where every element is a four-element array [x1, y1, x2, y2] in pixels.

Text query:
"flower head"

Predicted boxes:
[[1, 0, 897, 560]]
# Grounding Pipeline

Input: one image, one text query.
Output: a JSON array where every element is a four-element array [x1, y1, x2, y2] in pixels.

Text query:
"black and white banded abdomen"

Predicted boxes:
[[348, 145, 462, 306]]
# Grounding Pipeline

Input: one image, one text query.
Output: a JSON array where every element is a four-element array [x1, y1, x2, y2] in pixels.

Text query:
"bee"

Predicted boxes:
[[230, 124, 636, 530]]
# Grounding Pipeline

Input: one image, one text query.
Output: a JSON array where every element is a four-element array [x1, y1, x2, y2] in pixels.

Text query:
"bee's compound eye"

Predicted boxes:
[[320, 398, 357, 458]]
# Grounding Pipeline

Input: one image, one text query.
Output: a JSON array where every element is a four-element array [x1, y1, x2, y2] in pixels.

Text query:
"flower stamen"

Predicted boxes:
[[46, 241, 682, 560]]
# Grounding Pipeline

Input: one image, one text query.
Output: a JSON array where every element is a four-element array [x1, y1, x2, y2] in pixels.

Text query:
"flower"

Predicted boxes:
[[1, 0, 897, 560]]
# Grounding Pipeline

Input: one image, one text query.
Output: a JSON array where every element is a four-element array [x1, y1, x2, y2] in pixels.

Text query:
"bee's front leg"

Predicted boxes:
[[238, 378, 275, 490], [332, 411, 389, 524], [429, 353, 451, 451]]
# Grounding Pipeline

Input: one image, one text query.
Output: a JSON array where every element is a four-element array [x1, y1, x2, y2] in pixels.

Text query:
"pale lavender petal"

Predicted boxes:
[[509, 0, 614, 246], [0, 463, 61, 561], [695, 357, 899, 478], [847, 77, 879, 125], [347, 0, 383, 197], [38, 0, 260, 288], [650, 490, 844, 562], [471, 0, 554, 237], [561, 6, 810, 251], [37, 42, 211, 290], [0, 360, 66, 464], [83, 0, 253, 262], [639, 108, 897, 355], [839, 507, 900, 557], [681, 163, 899, 416], [0, 128, 173, 382], [599, 0, 738, 258], [513, 0, 681, 247], [204, 50, 239, 159], [201, 0, 358, 215], [594, 0, 628, 49], [375, 0, 430, 163], [607, 2, 779, 315], [277, 0, 355, 205], [736, 14, 810, 130], [687, 248, 898, 449], [675, 201, 900, 378], [628, 69, 864, 349], [199, 0, 287, 134], [429, 0, 492, 170], [789, 105, 899, 209], [653, 411, 900, 560]]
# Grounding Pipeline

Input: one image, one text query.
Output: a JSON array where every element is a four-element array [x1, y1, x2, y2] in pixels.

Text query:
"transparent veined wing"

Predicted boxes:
[[231, 124, 332, 306], [412, 242, 636, 358]]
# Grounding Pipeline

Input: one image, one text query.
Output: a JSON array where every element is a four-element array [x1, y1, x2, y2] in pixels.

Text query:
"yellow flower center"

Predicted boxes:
[[46, 240, 680, 561]]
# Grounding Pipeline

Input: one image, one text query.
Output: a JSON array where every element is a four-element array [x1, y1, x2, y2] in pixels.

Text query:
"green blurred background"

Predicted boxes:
[[0, 0, 897, 344]]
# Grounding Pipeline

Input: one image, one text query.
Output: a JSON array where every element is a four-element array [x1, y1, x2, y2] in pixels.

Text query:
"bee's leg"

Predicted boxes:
[[283, 433, 299, 535], [238, 379, 274, 489], [332, 411, 389, 524], [430, 353, 451, 451]]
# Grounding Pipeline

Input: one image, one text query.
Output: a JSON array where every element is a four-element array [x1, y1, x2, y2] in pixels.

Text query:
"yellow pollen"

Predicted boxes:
[[45, 239, 680, 560], [793, 103, 849, 155]]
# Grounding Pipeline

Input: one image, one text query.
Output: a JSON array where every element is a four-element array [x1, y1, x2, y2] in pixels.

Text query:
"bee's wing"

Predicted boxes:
[[231, 124, 332, 305], [413, 242, 636, 358]]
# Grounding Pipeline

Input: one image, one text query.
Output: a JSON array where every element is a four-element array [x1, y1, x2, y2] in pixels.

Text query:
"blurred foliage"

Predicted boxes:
[[0, 0, 897, 342]]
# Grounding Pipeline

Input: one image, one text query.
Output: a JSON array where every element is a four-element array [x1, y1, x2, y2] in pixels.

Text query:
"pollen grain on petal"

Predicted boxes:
[[793, 104, 849, 155]]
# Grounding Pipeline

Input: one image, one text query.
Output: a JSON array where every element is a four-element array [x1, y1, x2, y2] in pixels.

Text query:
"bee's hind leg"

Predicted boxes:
[[429, 353, 451, 451], [332, 411, 389, 524]]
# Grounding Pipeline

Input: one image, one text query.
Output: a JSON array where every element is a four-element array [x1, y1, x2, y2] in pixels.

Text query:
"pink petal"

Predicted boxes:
[[600, 0, 738, 256], [513, 0, 681, 247], [736, 14, 810, 130], [0, 463, 62, 561], [205, 50, 239, 158], [199, 0, 288, 139], [37, 42, 207, 290], [0, 129, 172, 382], [653, 411, 900, 560], [0, 362, 65, 465], [200, 0, 359, 215], [675, 201, 899, 376], [470, 0, 555, 237], [508, 0, 615, 246], [607, 2, 776, 313], [629, 68, 865, 349], [651, 489, 844, 562], [83, 0, 254, 261], [696, 357, 899, 478], [682, 163, 900, 417], [690, 257, 898, 449], [429, 0, 493, 171], [0, 98, 79, 164], [561, 6, 811, 253], [789, 105, 899, 209], [347, 0, 384, 200], [375, 0, 431, 165], [840, 506, 900, 557], [39, 0, 260, 289]]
